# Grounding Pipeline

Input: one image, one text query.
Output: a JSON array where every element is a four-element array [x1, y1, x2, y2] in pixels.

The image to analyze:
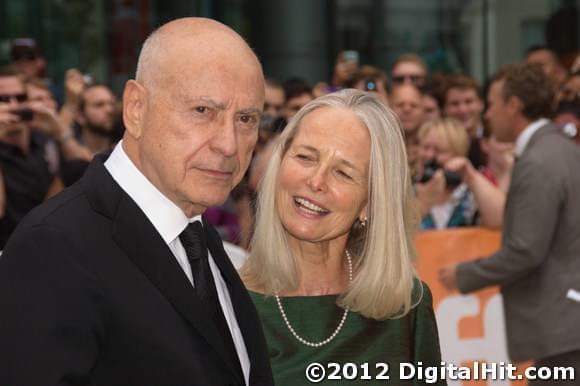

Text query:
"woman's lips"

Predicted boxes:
[[293, 196, 330, 218]]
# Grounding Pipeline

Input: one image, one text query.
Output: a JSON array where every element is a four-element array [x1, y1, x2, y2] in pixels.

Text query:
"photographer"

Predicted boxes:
[[0, 68, 61, 248], [415, 118, 505, 230], [312, 50, 359, 97], [554, 98, 580, 145], [350, 65, 389, 105], [25, 77, 92, 162]]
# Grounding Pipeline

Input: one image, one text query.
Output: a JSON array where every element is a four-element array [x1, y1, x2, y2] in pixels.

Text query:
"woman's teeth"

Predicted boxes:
[[295, 197, 329, 214]]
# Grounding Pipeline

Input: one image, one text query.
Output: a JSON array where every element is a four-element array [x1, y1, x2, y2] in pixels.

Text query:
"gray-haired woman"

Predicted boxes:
[[241, 89, 444, 385]]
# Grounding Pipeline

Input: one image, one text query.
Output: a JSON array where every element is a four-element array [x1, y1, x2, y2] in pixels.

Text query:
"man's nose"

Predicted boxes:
[[211, 117, 238, 157], [105, 102, 115, 114]]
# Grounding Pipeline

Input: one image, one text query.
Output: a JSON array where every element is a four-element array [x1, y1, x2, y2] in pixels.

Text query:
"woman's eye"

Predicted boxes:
[[337, 170, 352, 179], [296, 154, 311, 160]]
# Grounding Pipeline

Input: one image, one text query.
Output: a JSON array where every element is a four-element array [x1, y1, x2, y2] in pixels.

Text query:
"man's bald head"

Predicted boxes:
[[122, 17, 265, 217], [135, 17, 262, 93]]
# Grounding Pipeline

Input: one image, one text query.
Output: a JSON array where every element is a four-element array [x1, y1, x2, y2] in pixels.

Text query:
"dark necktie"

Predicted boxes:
[[179, 221, 243, 378]]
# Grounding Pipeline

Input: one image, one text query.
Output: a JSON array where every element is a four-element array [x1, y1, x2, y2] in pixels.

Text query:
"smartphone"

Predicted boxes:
[[342, 50, 359, 65], [83, 74, 93, 85]]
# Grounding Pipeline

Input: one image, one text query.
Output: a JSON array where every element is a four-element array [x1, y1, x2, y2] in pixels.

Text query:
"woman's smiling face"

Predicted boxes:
[[276, 106, 370, 245]]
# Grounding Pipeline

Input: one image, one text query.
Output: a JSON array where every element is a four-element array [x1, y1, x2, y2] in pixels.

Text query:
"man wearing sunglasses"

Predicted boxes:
[[390, 53, 427, 88], [0, 67, 59, 249]]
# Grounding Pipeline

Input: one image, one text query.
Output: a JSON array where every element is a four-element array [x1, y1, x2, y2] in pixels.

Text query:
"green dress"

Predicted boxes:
[[249, 281, 445, 385]]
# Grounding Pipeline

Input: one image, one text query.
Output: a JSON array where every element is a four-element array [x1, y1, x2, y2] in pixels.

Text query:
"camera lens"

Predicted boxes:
[[15, 108, 34, 122], [364, 79, 377, 92]]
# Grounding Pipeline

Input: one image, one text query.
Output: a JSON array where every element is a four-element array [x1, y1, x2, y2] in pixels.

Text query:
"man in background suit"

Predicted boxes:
[[440, 63, 580, 379], [0, 18, 274, 385]]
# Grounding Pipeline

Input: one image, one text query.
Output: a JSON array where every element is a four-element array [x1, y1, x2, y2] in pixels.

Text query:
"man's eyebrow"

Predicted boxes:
[[194, 97, 261, 115], [198, 96, 226, 110], [237, 107, 262, 115]]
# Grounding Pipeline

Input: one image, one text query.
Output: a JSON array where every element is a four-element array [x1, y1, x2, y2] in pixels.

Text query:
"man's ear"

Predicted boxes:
[[507, 95, 523, 116], [123, 80, 146, 139]]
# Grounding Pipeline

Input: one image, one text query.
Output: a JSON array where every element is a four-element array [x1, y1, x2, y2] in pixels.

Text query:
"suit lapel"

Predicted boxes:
[[81, 157, 243, 383], [203, 217, 240, 286], [203, 218, 268, 381]]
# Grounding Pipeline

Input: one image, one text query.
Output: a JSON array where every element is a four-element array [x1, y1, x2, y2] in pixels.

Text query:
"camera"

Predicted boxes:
[[15, 108, 34, 122], [416, 159, 463, 189], [363, 78, 377, 92]]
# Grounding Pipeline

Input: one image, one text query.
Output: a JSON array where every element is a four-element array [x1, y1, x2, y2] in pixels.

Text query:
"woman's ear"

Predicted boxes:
[[359, 205, 368, 226]]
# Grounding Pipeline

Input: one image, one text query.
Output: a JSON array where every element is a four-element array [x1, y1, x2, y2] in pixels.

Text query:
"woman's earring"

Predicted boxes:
[[359, 217, 368, 228]]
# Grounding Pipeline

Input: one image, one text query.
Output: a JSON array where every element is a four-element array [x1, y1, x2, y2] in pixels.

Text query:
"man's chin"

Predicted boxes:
[[86, 123, 114, 136], [1, 127, 26, 142], [200, 191, 232, 208]]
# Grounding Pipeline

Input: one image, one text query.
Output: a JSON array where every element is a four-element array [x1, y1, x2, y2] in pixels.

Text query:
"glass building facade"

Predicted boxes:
[[1, 0, 578, 95]]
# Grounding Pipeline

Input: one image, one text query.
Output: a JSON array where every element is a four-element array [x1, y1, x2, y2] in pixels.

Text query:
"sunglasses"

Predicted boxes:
[[392, 74, 425, 85], [0, 93, 28, 104]]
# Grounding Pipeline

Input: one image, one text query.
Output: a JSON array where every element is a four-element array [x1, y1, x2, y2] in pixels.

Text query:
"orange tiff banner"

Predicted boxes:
[[415, 228, 530, 386]]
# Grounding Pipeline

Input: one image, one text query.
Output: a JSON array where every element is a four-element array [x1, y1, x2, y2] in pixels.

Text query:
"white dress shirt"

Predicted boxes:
[[515, 118, 550, 157], [104, 141, 250, 385]]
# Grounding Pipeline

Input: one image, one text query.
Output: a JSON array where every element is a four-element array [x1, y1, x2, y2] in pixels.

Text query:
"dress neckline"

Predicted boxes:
[[247, 289, 340, 300]]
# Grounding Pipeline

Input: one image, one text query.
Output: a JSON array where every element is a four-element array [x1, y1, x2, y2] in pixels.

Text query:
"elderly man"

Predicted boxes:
[[0, 18, 273, 386], [439, 63, 580, 378]]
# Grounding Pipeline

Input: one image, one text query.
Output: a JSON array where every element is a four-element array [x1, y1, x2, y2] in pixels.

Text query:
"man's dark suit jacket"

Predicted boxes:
[[0, 155, 274, 386]]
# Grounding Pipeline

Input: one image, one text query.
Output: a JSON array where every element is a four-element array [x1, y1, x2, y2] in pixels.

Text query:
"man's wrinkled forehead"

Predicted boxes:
[[150, 40, 261, 90]]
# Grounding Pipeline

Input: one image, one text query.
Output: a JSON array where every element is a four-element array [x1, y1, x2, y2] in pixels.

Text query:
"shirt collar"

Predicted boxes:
[[104, 141, 201, 244], [515, 118, 549, 157]]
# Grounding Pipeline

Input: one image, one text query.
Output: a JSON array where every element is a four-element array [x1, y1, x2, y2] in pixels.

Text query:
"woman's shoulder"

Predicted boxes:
[[245, 288, 271, 313], [411, 278, 434, 309]]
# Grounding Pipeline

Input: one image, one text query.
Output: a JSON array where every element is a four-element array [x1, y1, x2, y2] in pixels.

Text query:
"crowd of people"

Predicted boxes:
[[1, 37, 579, 249], [216, 45, 579, 249], [0, 39, 121, 249], [0, 16, 579, 385]]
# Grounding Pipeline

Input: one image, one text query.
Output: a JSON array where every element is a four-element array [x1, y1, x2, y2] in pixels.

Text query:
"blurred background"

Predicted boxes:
[[1, 0, 578, 95]]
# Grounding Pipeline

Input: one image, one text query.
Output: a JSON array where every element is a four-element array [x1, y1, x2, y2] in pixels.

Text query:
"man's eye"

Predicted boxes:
[[194, 106, 209, 114], [239, 114, 256, 124]]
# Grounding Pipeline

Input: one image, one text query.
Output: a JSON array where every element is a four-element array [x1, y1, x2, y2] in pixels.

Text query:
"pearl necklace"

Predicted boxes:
[[275, 250, 353, 347]]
